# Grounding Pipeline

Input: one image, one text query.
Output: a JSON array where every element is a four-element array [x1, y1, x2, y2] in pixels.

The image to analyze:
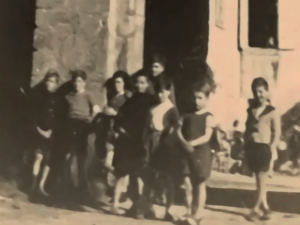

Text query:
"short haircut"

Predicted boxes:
[[70, 70, 87, 82], [135, 71, 150, 82], [44, 70, 60, 83], [193, 81, 213, 97], [154, 77, 172, 93], [251, 77, 269, 94], [152, 53, 167, 68]]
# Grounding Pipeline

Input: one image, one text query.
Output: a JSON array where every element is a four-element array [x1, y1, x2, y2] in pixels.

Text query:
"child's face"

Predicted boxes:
[[73, 77, 86, 92], [45, 77, 58, 93], [136, 76, 149, 93], [194, 91, 208, 110], [152, 62, 165, 77], [254, 86, 268, 104], [114, 77, 125, 93], [158, 89, 170, 103]]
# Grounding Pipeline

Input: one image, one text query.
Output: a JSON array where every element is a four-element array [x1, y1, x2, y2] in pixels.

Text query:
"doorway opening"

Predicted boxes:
[[144, 0, 210, 112], [144, 0, 209, 72]]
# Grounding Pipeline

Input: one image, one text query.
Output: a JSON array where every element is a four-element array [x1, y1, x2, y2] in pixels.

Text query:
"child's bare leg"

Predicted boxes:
[[70, 154, 79, 188], [32, 153, 43, 191], [253, 171, 268, 212], [77, 152, 87, 190], [260, 172, 270, 211], [39, 165, 50, 196], [193, 181, 206, 219], [104, 143, 115, 171], [184, 176, 193, 216], [112, 175, 127, 211], [164, 175, 175, 220]]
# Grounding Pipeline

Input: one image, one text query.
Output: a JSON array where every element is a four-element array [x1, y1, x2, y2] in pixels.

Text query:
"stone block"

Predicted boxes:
[[76, 0, 109, 14], [33, 28, 52, 50], [36, 0, 64, 9]]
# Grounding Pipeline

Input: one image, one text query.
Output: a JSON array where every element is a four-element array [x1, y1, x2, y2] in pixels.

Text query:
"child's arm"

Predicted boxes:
[[92, 104, 101, 117], [189, 115, 214, 147], [271, 109, 281, 156]]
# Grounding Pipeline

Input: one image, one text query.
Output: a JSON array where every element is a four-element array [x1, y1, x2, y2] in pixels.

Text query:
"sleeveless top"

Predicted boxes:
[[182, 112, 212, 150]]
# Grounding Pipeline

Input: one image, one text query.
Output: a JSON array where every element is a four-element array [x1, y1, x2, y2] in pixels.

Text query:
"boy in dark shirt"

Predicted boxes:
[[31, 71, 60, 197], [64, 70, 100, 190], [112, 72, 157, 216]]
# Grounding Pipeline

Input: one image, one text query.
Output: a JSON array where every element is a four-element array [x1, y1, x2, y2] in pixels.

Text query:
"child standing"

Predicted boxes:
[[112, 72, 156, 216], [244, 77, 280, 221], [31, 71, 61, 197], [178, 82, 215, 224], [64, 70, 100, 191], [98, 71, 131, 171], [144, 80, 180, 220]]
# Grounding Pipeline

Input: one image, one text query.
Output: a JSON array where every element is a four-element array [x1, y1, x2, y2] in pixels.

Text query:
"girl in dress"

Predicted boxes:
[[97, 71, 132, 171], [178, 81, 215, 224], [244, 77, 280, 221], [31, 71, 61, 197]]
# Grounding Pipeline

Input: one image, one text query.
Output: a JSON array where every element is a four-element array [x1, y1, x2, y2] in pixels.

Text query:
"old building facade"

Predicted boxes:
[[32, 0, 300, 127]]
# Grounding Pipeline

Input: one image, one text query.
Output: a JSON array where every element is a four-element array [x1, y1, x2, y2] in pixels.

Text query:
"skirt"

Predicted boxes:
[[244, 142, 271, 173]]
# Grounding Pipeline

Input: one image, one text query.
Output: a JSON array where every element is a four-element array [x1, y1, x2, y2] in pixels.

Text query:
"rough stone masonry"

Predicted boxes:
[[32, 0, 145, 105]]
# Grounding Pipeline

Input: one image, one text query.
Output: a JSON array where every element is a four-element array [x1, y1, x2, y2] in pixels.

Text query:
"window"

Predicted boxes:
[[248, 0, 278, 48]]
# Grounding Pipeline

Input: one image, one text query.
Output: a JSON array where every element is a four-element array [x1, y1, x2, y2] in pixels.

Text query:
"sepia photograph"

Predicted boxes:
[[0, 0, 300, 224]]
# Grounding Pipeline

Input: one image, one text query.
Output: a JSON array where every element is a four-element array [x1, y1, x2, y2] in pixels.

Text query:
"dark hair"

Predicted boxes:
[[251, 77, 269, 96], [193, 81, 213, 97], [135, 70, 150, 82], [70, 70, 87, 82], [43, 70, 60, 83], [154, 77, 172, 93], [233, 120, 239, 127], [112, 70, 130, 88], [152, 53, 166, 68]]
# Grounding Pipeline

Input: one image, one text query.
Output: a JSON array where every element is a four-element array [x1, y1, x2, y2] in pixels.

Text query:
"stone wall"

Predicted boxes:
[[32, 0, 145, 106]]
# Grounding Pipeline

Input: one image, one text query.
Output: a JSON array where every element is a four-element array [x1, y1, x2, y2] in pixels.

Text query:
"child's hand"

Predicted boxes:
[[103, 106, 117, 116], [119, 127, 126, 134], [36, 127, 52, 139], [293, 125, 300, 132]]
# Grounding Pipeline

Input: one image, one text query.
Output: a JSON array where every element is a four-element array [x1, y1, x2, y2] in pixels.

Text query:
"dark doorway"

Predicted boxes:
[[0, 0, 36, 155], [144, 0, 210, 112], [144, 0, 209, 69]]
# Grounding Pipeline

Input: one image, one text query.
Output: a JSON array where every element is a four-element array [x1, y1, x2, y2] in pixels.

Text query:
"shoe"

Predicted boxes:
[[165, 212, 175, 221], [186, 216, 202, 225], [261, 208, 272, 220], [245, 211, 261, 222], [111, 206, 122, 215]]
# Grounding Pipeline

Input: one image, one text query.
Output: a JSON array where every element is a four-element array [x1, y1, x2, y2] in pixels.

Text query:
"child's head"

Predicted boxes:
[[44, 70, 60, 93], [71, 70, 87, 92], [193, 82, 212, 111], [135, 73, 150, 93], [154, 81, 171, 103], [251, 77, 269, 104], [112, 71, 128, 94], [151, 54, 166, 77]]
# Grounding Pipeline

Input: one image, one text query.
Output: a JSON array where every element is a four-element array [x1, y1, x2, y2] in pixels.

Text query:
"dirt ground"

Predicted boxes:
[[1, 171, 300, 225]]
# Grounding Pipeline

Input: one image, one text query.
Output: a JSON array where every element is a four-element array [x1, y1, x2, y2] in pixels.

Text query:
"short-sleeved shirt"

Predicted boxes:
[[65, 91, 96, 122]]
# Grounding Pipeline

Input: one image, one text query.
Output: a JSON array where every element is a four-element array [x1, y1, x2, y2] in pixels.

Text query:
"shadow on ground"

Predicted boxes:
[[207, 187, 300, 214]]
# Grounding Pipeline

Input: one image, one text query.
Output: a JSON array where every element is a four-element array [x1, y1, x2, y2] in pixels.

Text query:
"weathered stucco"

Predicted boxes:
[[32, 0, 145, 105]]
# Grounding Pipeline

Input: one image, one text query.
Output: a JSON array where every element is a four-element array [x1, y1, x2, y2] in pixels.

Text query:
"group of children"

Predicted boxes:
[[27, 55, 280, 224]]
